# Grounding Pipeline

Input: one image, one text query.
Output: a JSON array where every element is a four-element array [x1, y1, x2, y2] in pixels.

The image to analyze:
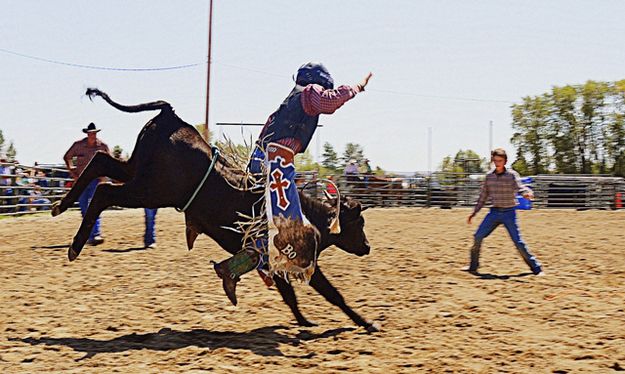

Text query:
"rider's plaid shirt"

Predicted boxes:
[[473, 168, 531, 214], [272, 84, 362, 153]]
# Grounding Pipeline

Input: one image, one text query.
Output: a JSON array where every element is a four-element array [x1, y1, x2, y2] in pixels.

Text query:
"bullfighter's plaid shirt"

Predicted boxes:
[[473, 167, 531, 214]]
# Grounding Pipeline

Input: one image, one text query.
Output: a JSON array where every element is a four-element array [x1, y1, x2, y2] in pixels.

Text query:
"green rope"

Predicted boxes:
[[176, 147, 220, 213]]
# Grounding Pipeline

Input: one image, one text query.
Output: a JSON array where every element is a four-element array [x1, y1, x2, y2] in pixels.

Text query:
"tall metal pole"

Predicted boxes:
[[427, 126, 432, 174], [316, 127, 321, 165], [489, 120, 493, 153], [204, 0, 214, 141]]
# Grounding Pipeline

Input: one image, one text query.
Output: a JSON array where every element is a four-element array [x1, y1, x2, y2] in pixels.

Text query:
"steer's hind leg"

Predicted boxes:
[[68, 182, 143, 261], [309, 267, 379, 332], [52, 152, 134, 217]]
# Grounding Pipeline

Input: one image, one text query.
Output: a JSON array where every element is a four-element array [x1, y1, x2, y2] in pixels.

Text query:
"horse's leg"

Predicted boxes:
[[309, 267, 379, 332], [273, 275, 317, 327], [67, 182, 143, 261], [52, 152, 134, 216]]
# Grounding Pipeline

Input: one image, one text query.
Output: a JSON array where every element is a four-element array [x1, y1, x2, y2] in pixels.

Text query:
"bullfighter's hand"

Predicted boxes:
[[467, 213, 475, 224], [523, 191, 534, 201], [357, 72, 373, 91]]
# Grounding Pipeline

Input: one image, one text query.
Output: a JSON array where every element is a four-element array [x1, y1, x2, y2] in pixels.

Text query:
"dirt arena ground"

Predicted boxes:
[[1, 207, 624, 373]]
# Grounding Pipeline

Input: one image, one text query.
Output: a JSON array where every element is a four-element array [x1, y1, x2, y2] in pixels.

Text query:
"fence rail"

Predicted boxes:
[[2, 161, 625, 216]]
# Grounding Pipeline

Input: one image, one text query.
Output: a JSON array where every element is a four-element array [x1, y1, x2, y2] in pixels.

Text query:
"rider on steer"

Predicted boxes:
[[213, 62, 373, 305]]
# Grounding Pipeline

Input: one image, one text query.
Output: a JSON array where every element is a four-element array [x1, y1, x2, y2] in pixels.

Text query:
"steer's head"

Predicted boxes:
[[330, 197, 370, 256]]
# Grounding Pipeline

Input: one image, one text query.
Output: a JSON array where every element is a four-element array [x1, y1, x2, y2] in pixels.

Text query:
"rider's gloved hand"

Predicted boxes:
[[357, 72, 373, 91]]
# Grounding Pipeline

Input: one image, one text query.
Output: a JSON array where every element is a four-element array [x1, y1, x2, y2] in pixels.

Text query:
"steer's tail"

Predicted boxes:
[[86, 88, 172, 113]]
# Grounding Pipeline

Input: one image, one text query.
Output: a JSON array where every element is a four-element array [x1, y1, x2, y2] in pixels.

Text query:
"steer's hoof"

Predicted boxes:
[[68, 246, 81, 262], [51, 201, 62, 217], [365, 322, 381, 333], [297, 319, 318, 327]]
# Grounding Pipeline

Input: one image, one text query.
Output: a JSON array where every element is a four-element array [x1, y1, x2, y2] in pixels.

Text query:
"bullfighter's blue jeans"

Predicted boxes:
[[144, 208, 157, 246], [470, 207, 542, 273], [78, 179, 101, 241]]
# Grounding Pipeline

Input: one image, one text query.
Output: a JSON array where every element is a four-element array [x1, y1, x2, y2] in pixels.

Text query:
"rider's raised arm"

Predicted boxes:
[[300, 84, 362, 116]]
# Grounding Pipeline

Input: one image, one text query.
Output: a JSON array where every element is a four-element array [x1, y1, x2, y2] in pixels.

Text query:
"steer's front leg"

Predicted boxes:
[[309, 267, 380, 332]]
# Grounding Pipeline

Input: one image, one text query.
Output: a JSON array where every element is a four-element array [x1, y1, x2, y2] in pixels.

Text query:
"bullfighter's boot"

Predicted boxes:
[[212, 249, 260, 306], [463, 239, 481, 273]]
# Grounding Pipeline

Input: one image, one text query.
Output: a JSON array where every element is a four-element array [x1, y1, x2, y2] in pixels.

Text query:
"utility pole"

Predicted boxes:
[[204, 0, 214, 141]]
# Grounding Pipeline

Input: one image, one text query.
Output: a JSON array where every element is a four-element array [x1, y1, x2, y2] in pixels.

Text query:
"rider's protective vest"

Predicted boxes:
[[259, 86, 320, 152]]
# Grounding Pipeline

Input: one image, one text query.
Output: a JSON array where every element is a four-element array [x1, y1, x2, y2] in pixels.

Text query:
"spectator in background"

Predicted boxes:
[[345, 159, 359, 175], [27, 185, 51, 211], [344, 159, 359, 182], [0, 158, 8, 176], [63, 122, 110, 245], [359, 158, 373, 188], [0, 158, 13, 213], [35, 170, 49, 188], [359, 158, 372, 175], [144, 208, 157, 249], [325, 175, 338, 197], [111, 146, 157, 249]]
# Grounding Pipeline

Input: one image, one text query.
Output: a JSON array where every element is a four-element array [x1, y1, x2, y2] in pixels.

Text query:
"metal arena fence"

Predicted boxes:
[[325, 173, 625, 210], [2, 162, 624, 216], [0, 162, 73, 216]]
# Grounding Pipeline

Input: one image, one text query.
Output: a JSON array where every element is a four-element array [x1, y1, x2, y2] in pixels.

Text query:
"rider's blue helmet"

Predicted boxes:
[[295, 62, 334, 89]]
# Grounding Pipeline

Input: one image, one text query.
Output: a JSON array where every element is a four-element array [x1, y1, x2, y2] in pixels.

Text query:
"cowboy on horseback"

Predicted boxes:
[[213, 62, 373, 305]]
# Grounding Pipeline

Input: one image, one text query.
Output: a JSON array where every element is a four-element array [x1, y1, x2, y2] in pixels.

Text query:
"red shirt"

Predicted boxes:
[[63, 137, 111, 177]]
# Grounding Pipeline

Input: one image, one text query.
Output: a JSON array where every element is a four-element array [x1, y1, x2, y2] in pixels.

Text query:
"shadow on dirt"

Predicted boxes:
[[11, 325, 354, 361]]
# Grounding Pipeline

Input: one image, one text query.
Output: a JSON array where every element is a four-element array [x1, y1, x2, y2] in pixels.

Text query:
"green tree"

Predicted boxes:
[[550, 81, 610, 173], [0, 129, 5, 156], [511, 79, 625, 176], [112, 145, 124, 159], [341, 142, 365, 167], [607, 79, 625, 176], [511, 151, 530, 176], [511, 94, 550, 174], [549, 85, 579, 173], [579, 80, 610, 173], [439, 149, 486, 174], [294, 149, 319, 171], [321, 142, 339, 170], [439, 155, 462, 174], [6, 141, 17, 162]]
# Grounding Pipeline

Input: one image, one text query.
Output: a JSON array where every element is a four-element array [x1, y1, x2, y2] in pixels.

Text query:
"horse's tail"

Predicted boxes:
[[85, 88, 172, 114]]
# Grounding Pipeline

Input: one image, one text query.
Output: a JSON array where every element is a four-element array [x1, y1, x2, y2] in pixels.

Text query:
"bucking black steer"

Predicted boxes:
[[52, 88, 378, 332]]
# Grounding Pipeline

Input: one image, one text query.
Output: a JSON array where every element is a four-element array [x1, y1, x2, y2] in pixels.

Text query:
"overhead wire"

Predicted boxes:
[[0, 48, 205, 72]]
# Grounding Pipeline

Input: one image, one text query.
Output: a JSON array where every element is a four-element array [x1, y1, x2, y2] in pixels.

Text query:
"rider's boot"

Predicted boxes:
[[213, 248, 259, 306]]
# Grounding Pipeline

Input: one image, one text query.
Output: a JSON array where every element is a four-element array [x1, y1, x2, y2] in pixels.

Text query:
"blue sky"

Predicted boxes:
[[1, 1, 624, 172]]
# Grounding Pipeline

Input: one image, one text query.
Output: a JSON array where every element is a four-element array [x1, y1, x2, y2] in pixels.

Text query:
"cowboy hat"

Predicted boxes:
[[82, 122, 101, 133]]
